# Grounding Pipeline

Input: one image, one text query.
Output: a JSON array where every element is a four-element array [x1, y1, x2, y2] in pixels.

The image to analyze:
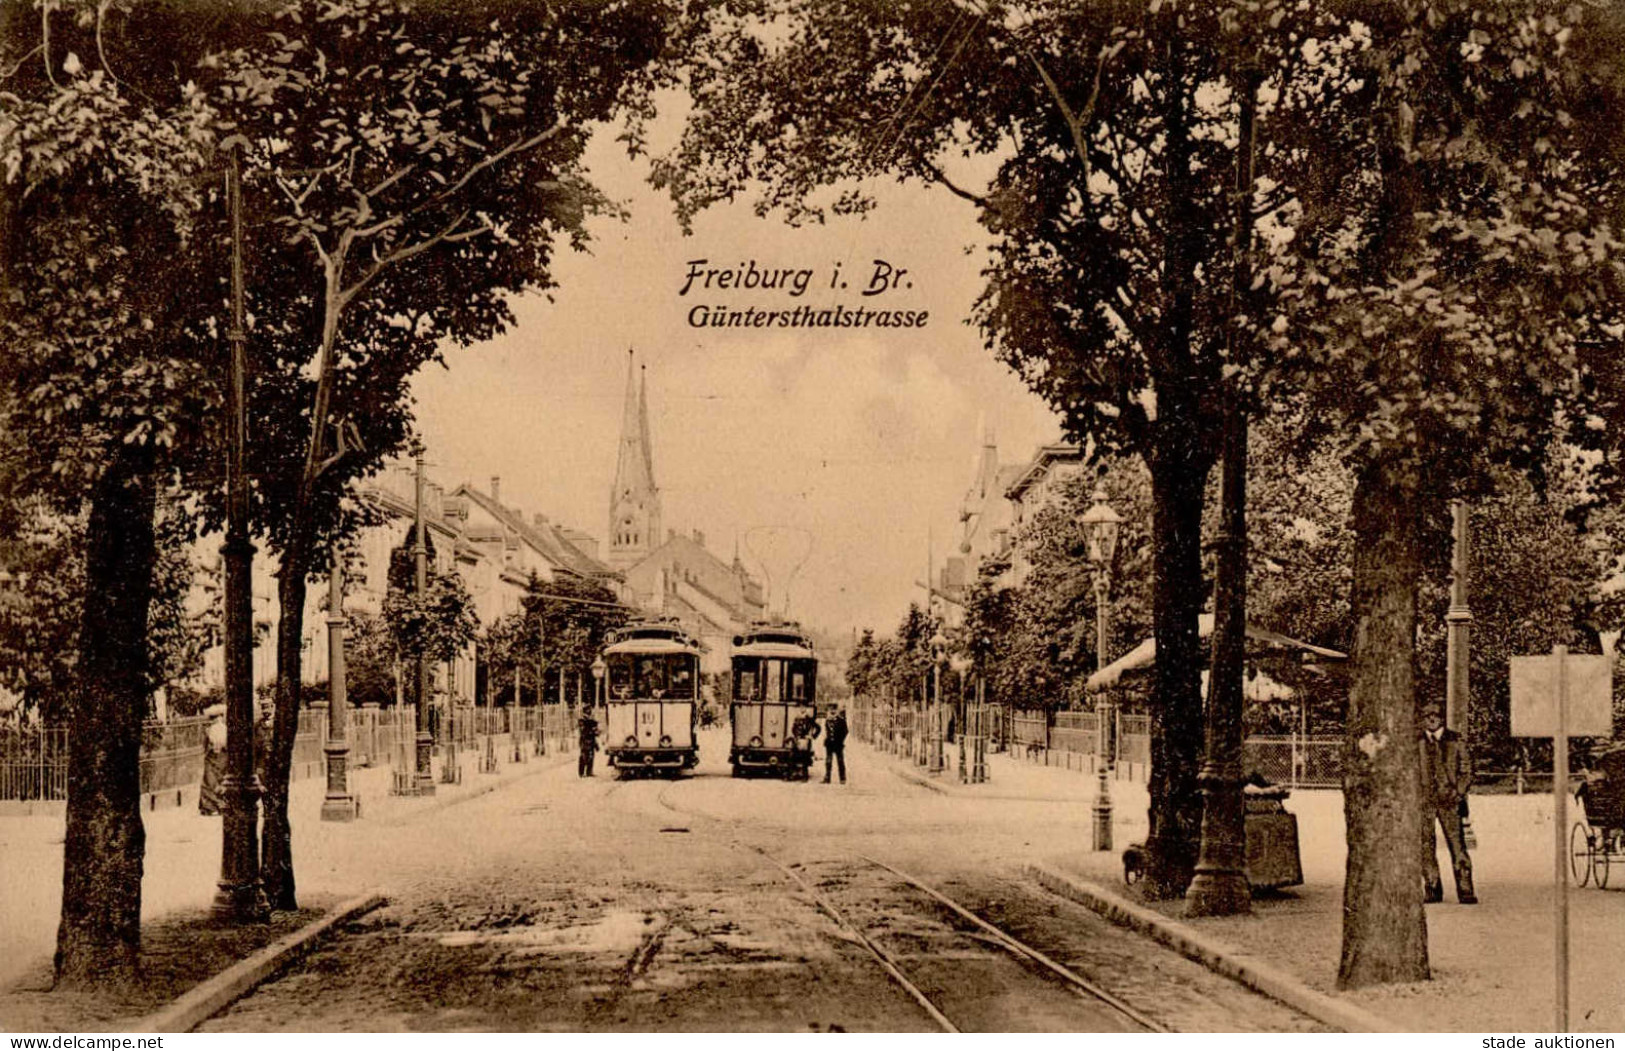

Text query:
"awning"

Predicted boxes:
[[1085, 613, 1346, 693]]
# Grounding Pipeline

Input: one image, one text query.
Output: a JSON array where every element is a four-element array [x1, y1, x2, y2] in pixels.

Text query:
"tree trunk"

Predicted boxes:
[[263, 550, 309, 911], [1141, 427, 1212, 899], [1338, 456, 1429, 988], [55, 444, 157, 987]]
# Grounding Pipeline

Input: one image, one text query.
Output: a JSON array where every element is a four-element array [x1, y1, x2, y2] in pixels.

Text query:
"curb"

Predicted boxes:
[[131, 891, 387, 1034], [1025, 863, 1393, 1034], [890, 766, 951, 795], [371, 749, 571, 828]]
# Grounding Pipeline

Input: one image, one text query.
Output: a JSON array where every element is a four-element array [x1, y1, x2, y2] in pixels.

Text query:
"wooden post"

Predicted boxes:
[[1554, 643, 1568, 1033]]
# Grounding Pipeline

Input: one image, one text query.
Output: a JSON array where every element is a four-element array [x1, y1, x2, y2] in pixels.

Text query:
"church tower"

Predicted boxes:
[[607, 350, 662, 570]]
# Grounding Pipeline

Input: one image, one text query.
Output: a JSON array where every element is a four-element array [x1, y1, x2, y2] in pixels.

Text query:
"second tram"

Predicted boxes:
[[729, 622, 819, 779], [601, 621, 702, 777]]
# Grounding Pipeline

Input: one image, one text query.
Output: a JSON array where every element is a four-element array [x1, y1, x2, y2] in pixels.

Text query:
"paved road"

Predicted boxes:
[[202, 730, 1321, 1032]]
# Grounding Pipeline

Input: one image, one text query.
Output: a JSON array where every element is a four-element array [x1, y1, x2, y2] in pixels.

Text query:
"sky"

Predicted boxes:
[[410, 109, 1061, 638]]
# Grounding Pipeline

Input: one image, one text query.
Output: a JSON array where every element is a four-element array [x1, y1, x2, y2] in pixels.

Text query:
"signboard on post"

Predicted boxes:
[[1510, 653, 1613, 738], [1509, 644, 1614, 1033]]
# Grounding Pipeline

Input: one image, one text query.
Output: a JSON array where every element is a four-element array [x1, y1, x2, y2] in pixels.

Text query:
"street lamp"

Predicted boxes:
[[591, 656, 607, 714], [1082, 487, 1122, 853], [930, 630, 947, 775], [213, 143, 269, 919], [320, 550, 357, 821]]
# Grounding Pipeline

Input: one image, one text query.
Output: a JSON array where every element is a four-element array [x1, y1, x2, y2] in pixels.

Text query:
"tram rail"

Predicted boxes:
[[753, 846, 1168, 1033]]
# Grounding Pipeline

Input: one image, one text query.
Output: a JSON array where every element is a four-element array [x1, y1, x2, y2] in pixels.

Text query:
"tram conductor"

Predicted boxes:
[[578, 711, 600, 778]]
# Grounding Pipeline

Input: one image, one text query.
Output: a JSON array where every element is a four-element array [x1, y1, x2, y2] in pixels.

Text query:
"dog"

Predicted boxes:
[[1024, 740, 1047, 760], [1121, 842, 1145, 886]]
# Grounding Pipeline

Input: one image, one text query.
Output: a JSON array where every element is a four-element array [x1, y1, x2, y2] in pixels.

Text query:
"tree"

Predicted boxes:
[[1265, 1, 1625, 987], [382, 527, 478, 673], [481, 611, 533, 706], [1, 2, 221, 984], [523, 572, 630, 699], [844, 628, 878, 699], [657, 0, 1336, 895], [341, 609, 398, 709], [202, 0, 688, 908]]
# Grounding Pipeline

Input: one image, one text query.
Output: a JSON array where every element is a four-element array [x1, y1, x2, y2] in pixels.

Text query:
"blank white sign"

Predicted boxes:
[[1509, 654, 1613, 738]]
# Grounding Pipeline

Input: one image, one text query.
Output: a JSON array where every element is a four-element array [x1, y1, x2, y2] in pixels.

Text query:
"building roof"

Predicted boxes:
[[451, 483, 621, 582], [613, 351, 658, 506], [1004, 442, 1083, 503], [1085, 614, 1347, 693]]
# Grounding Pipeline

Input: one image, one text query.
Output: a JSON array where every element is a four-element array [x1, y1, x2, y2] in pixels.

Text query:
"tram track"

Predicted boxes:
[[652, 779, 1165, 1032]]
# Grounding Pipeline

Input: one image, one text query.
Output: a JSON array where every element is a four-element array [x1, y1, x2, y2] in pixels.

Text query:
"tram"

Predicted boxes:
[[729, 622, 819, 779], [601, 620, 702, 777]]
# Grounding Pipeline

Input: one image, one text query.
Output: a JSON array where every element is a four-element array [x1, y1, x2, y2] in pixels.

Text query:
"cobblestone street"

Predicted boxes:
[[196, 729, 1318, 1032]]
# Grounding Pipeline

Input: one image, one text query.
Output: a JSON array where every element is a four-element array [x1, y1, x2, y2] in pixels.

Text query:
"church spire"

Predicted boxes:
[[608, 349, 662, 570]]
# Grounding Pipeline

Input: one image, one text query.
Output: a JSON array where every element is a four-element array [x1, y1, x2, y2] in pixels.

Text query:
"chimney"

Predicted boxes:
[[692, 528, 705, 548], [532, 513, 548, 529], [490, 476, 501, 504]]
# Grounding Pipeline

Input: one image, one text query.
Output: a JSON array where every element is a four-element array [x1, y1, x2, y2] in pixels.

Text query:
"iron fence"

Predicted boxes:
[[0, 724, 68, 801], [1242, 735, 1344, 788], [139, 715, 210, 794], [0, 703, 470, 803]]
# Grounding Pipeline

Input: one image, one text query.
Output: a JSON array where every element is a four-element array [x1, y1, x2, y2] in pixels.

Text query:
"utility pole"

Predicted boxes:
[[213, 142, 269, 921], [1446, 501, 1472, 733]]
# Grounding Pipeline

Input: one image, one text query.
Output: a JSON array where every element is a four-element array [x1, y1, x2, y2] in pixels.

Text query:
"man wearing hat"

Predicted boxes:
[[1419, 702, 1476, 903]]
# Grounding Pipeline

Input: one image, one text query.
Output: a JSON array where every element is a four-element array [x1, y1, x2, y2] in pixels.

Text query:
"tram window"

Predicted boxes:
[[762, 660, 784, 703], [668, 659, 695, 699], [790, 671, 806, 701], [637, 656, 668, 698], [608, 658, 633, 700], [736, 670, 757, 701]]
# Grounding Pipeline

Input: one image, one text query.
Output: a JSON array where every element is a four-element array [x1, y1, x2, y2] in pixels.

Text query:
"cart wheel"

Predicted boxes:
[[1571, 822, 1593, 887], [1594, 843, 1611, 890]]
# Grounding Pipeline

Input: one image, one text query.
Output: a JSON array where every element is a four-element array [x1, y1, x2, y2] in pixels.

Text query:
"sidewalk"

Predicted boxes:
[[858, 737, 1625, 1033], [0, 739, 573, 993]]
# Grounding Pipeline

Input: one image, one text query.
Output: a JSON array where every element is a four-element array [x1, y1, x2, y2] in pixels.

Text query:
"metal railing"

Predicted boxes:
[[0, 701, 548, 803], [0, 724, 68, 801], [1242, 735, 1344, 789]]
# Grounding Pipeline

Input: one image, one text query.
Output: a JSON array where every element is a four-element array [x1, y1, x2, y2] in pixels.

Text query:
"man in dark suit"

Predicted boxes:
[[823, 708, 848, 785], [578, 712, 599, 778], [1420, 702, 1476, 903]]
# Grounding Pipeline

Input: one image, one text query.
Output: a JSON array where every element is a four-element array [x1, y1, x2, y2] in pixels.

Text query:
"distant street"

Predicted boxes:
[[198, 730, 1318, 1033]]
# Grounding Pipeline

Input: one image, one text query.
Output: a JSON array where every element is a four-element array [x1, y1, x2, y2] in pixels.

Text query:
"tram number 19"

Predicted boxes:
[[639, 710, 656, 725]]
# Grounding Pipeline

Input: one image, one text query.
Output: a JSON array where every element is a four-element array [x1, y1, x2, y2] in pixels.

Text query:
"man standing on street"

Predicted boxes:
[[823, 708, 848, 785], [578, 711, 599, 778], [1419, 702, 1476, 903]]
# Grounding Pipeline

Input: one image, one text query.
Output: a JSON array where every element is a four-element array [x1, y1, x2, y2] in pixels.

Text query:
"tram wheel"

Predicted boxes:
[[1595, 844, 1611, 889], [1571, 822, 1593, 887]]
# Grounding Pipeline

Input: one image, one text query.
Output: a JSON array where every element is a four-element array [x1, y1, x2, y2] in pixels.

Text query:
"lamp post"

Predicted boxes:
[[411, 454, 436, 796], [213, 142, 269, 919], [950, 653, 972, 783], [930, 631, 947, 774], [320, 550, 358, 821], [482, 644, 498, 774], [591, 656, 607, 716], [439, 659, 460, 785], [1082, 487, 1122, 853]]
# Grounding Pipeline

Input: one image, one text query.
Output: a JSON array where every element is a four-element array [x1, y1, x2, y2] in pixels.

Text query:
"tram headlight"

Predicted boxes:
[[749, 735, 763, 748], [625, 735, 638, 748], [659, 735, 672, 747]]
